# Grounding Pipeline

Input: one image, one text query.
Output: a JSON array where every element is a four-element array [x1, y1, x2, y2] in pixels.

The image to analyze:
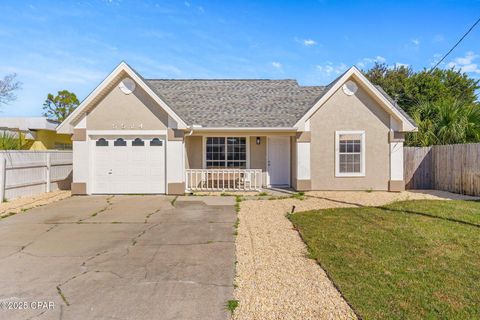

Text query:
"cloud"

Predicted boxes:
[[295, 38, 317, 47], [316, 62, 347, 75], [411, 38, 420, 46], [395, 62, 409, 68], [356, 56, 386, 68], [302, 39, 317, 46], [447, 51, 480, 74], [271, 62, 282, 69]]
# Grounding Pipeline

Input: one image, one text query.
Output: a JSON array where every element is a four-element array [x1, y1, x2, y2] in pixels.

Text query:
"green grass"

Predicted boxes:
[[225, 299, 239, 313], [289, 200, 480, 320], [234, 196, 242, 213]]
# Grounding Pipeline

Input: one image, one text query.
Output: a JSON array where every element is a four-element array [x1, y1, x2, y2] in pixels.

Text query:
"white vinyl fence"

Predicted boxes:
[[0, 151, 72, 202]]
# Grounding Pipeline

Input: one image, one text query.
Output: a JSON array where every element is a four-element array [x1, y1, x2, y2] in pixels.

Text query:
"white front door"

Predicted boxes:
[[267, 136, 291, 186], [92, 136, 165, 194]]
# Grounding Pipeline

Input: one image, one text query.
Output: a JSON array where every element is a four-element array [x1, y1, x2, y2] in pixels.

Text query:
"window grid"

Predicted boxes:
[[336, 132, 364, 176], [206, 137, 246, 168]]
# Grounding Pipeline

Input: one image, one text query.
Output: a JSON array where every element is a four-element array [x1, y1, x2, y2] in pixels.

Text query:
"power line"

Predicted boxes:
[[429, 17, 480, 73]]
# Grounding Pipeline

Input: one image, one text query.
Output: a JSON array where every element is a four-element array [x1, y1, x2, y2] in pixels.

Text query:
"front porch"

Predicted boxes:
[[184, 132, 298, 192]]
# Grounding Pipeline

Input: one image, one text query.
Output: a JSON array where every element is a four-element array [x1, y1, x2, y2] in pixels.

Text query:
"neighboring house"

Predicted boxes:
[[57, 62, 416, 195], [0, 117, 72, 150]]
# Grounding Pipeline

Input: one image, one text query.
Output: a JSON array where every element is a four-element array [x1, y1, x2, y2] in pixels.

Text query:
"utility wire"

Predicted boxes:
[[429, 17, 480, 73]]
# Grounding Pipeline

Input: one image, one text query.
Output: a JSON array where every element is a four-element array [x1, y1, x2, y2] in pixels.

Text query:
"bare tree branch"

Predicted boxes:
[[0, 73, 21, 105]]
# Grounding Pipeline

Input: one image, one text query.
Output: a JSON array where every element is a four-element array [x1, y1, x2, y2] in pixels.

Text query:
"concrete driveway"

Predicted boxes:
[[0, 195, 236, 320]]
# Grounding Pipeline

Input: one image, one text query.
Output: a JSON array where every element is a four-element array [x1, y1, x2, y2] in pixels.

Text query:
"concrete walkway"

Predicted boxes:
[[0, 195, 236, 320]]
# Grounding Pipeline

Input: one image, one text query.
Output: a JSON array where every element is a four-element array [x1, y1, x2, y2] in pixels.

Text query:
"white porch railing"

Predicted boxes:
[[185, 169, 262, 192]]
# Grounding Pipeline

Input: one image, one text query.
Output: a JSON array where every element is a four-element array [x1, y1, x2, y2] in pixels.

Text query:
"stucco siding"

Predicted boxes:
[[86, 78, 168, 130], [185, 136, 203, 169], [310, 79, 390, 190], [249, 136, 266, 171]]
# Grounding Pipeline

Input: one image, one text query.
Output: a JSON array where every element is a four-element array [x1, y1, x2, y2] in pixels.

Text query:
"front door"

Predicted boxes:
[[267, 136, 291, 186]]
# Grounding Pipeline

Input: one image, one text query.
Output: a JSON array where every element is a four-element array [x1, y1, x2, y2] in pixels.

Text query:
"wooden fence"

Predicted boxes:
[[404, 143, 480, 196], [0, 150, 72, 202]]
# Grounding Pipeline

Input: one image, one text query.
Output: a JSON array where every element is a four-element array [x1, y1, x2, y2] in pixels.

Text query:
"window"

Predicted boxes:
[[96, 138, 108, 147], [114, 138, 127, 146], [132, 138, 144, 146], [205, 137, 246, 168], [336, 131, 365, 177], [150, 138, 163, 146]]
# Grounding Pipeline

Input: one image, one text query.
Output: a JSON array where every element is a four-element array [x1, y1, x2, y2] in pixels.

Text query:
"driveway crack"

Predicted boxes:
[[78, 195, 115, 223]]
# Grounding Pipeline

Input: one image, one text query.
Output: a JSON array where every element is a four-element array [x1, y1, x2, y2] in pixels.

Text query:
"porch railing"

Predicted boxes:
[[185, 169, 262, 192]]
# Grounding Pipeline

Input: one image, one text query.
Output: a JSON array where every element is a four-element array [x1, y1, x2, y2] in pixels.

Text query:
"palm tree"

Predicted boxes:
[[406, 100, 480, 146], [0, 130, 26, 150]]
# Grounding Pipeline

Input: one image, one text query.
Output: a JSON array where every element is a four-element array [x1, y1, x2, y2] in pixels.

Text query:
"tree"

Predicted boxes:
[[43, 90, 80, 122], [0, 73, 21, 105], [0, 130, 28, 150], [363, 63, 480, 114], [406, 100, 480, 146]]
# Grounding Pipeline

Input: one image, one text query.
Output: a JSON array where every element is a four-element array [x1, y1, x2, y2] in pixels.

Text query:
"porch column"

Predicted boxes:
[[71, 116, 88, 195], [389, 131, 405, 192], [166, 129, 185, 195], [295, 131, 311, 191]]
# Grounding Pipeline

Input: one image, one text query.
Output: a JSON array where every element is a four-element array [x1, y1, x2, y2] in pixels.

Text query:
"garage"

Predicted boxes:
[[92, 136, 166, 194]]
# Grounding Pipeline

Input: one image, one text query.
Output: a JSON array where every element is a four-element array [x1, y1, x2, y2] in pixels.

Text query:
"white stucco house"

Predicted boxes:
[[57, 61, 416, 195]]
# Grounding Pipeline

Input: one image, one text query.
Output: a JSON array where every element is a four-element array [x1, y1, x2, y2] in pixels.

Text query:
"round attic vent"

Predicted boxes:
[[342, 80, 358, 96], [119, 78, 136, 94]]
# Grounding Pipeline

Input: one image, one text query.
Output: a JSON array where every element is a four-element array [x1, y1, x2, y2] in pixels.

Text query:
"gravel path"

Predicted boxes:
[[233, 190, 479, 320]]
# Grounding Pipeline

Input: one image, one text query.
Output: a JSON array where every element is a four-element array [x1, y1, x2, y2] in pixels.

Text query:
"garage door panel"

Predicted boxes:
[[93, 137, 166, 194]]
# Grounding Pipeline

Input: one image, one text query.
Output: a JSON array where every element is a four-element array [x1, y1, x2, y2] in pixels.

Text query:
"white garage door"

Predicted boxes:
[[93, 137, 165, 194]]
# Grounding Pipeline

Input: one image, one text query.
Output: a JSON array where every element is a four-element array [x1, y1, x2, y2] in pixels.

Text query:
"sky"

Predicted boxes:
[[0, 0, 479, 116]]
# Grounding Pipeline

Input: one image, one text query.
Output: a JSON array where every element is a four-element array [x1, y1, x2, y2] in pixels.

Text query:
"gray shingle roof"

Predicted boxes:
[[146, 79, 325, 127]]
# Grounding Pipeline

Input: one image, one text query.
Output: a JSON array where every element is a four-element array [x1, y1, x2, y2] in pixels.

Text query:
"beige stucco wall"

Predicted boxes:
[[310, 79, 390, 190], [250, 136, 266, 171], [87, 77, 168, 130], [184, 135, 268, 171], [185, 136, 203, 169]]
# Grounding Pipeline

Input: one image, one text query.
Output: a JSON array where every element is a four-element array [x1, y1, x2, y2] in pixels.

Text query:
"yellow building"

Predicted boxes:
[[0, 117, 72, 150]]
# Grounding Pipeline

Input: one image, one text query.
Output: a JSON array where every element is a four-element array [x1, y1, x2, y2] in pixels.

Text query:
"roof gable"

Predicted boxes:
[[57, 62, 187, 134], [294, 66, 417, 132]]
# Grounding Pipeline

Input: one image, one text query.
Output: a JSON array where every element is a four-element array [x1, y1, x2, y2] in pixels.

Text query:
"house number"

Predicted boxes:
[[112, 123, 143, 129]]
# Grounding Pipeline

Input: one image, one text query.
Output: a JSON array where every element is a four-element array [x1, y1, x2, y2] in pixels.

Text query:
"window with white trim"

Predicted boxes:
[[206, 137, 246, 168], [336, 131, 365, 176]]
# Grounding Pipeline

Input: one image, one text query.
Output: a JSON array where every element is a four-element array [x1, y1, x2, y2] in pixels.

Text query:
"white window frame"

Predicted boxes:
[[335, 130, 365, 177], [202, 136, 250, 169]]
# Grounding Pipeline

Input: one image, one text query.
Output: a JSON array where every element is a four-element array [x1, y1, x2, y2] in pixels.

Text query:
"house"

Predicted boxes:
[[0, 117, 72, 150], [57, 62, 416, 195]]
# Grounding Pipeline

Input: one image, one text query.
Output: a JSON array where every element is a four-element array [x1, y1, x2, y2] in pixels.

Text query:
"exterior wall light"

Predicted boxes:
[[256, 137, 261, 145]]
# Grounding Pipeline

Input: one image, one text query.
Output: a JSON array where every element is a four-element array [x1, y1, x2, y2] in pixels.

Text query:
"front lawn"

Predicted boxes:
[[289, 200, 480, 320]]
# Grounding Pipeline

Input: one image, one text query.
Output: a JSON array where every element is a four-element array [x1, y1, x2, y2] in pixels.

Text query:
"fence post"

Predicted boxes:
[[0, 158, 6, 203], [46, 153, 51, 193]]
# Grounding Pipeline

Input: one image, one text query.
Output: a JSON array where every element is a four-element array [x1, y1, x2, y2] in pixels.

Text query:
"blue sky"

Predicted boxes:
[[0, 0, 479, 116]]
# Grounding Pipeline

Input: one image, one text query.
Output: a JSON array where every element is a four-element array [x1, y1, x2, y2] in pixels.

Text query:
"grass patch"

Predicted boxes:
[[225, 299, 239, 313], [289, 199, 480, 320], [257, 191, 268, 196], [1, 211, 17, 219], [234, 196, 242, 213], [291, 191, 305, 200]]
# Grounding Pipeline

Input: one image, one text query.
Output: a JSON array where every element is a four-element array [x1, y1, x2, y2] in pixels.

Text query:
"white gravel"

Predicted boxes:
[[233, 190, 479, 320]]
